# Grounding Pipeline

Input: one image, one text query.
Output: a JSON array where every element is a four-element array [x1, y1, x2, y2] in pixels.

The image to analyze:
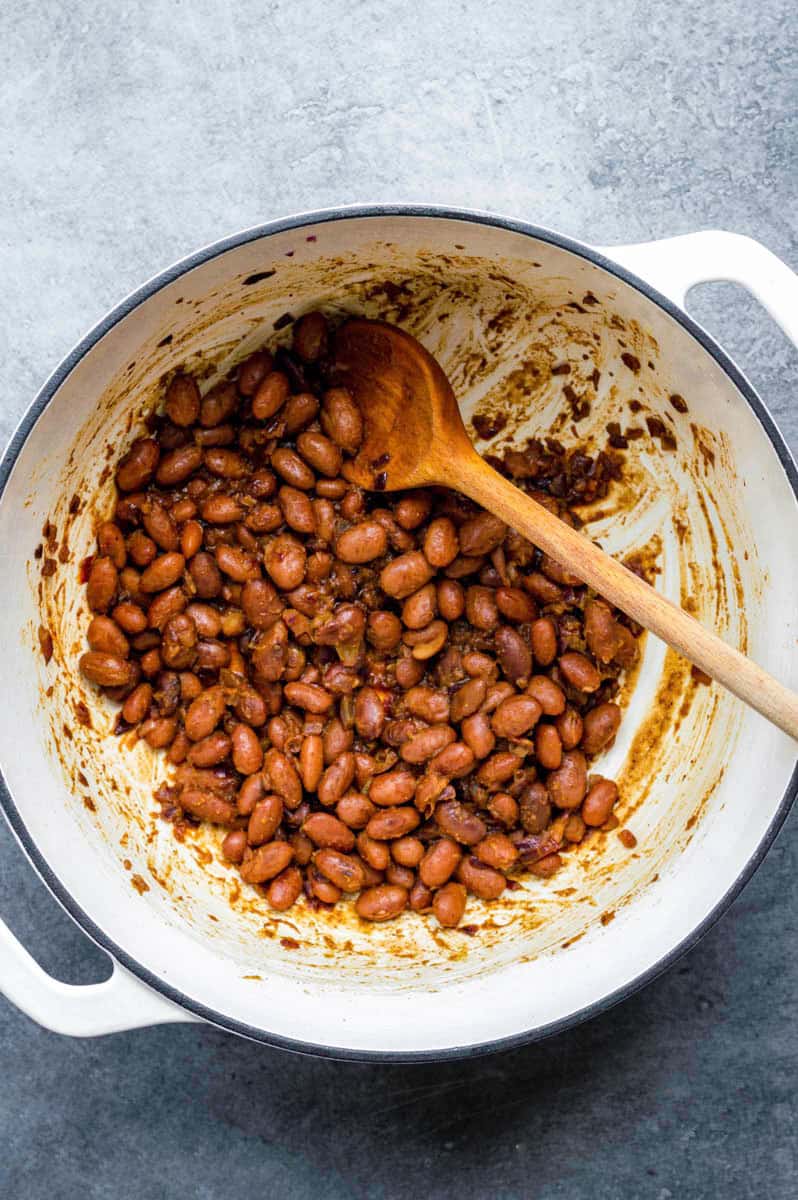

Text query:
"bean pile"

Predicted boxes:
[[78, 311, 639, 927]]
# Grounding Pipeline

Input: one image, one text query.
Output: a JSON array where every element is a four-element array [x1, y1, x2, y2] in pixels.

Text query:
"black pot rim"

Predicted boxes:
[[2, 203, 796, 1063]]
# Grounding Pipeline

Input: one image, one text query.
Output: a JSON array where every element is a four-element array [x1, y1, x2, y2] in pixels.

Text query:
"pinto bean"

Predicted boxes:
[[314, 848, 365, 892], [332, 519, 387, 565], [180, 789, 237, 825], [355, 884, 407, 922], [581, 702, 622, 755], [556, 707, 584, 750], [491, 695, 542, 739], [282, 681, 333, 714], [247, 794, 283, 845], [475, 832, 519, 871], [113, 602, 147, 634], [357, 831, 391, 871], [584, 599, 623, 664], [277, 393, 315, 437], [437, 579, 465, 621], [558, 652, 601, 693], [188, 731, 232, 767], [535, 722, 563, 769], [582, 778, 619, 826], [122, 681, 152, 724], [457, 856, 506, 900], [231, 723, 263, 774], [368, 769, 417, 807], [461, 712, 496, 760], [188, 551, 222, 599], [265, 535, 306, 591], [80, 651, 137, 688], [409, 879, 433, 912], [317, 753, 356, 806], [161, 613, 197, 669], [293, 311, 328, 362], [429, 742, 475, 778], [117, 438, 160, 491], [302, 812, 356, 851], [366, 807, 420, 840], [199, 495, 243, 525], [164, 373, 200, 426], [147, 587, 187, 630], [180, 521, 203, 559], [294, 430, 341, 478], [423, 517, 459, 568], [142, 502, 178, 553], [433, 881, 467, 927], [240, 840, 294, 884], [184, 686, 226, 740], [87, 556, 118, 612], [263, 748, 303, 808], [495, 625, 532, 685], [404, 686, 450, 724], [222, 830, 248, 864], [380, 552, 434, 599], [419, 838, 461, 887], [450, 677, 486, 722], [475, 751, 518, 787], [200, 382, 237, 428], [400, 724, 456, 764], [156, 444, 202, 487], [529, 853, 563, 878], [97, 522, 127, 570], [434, 799, 486, 845], [496, 586, 536, 622], [299, 733, 324, 792], [526, 675, 566, 716], [322, 719, 353, 763], [353, 687, 386, 740], [215, 544, 260, 582], [140, 552, 185, 593], [336, 792, 375, 829], [252, 370, 290, 421], [237, 773, 264, 816], [266, 865, 303, 910], [465, 586, 498, 631], [321, 387, 363, 454], [204, 448, 249, 481], [458, 512, 506, 556], [402, 584, 437, 630], [488, 791, 519, 826], [547, 750, 588, 810], [237, 350, 273, 397], [87, 615, 129, 658]]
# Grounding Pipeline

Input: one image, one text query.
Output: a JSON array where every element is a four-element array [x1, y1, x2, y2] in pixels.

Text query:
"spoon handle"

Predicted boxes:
[[449, 451, 798, 741]]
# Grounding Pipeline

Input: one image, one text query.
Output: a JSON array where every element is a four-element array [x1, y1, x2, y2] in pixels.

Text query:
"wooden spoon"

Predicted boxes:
[[332, 317, 798, 741]]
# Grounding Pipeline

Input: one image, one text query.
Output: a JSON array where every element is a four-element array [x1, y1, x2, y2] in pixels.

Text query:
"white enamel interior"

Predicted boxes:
[[1, 213, 796, 1055]]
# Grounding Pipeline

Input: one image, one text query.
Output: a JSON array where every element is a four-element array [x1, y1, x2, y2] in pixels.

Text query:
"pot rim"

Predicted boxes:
[[2, 202, 796, 1063]]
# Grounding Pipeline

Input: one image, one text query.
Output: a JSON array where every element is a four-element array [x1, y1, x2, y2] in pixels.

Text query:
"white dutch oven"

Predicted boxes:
[[1, 207, 796, 1061]]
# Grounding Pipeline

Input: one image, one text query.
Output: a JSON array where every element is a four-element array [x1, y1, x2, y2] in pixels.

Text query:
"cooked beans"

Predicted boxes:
[[581, 702, 622, 755], [432, 882, 467, 927], [78, 312, 639, 927], [582, 778, 619, 826], [335, 520, 387, 564]]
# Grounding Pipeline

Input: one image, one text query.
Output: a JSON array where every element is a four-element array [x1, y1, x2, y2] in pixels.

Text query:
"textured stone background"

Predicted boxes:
[[1, 2, 796, 1197]]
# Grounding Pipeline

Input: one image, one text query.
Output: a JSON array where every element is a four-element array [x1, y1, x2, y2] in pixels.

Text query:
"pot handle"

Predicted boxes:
[[595, 230, 798, 341], [0, 916, 197, 1036]]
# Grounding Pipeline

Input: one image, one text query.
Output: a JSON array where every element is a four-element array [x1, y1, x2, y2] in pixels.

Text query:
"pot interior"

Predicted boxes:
[[2, 212, 796, 1054]]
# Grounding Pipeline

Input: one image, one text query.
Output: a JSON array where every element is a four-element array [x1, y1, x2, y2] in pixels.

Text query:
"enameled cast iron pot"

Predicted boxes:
[[1, 206, 797, 1061]]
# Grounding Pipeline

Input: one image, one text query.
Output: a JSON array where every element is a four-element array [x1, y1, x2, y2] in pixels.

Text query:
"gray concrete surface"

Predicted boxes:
[[1, 1, 796, 1197]]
